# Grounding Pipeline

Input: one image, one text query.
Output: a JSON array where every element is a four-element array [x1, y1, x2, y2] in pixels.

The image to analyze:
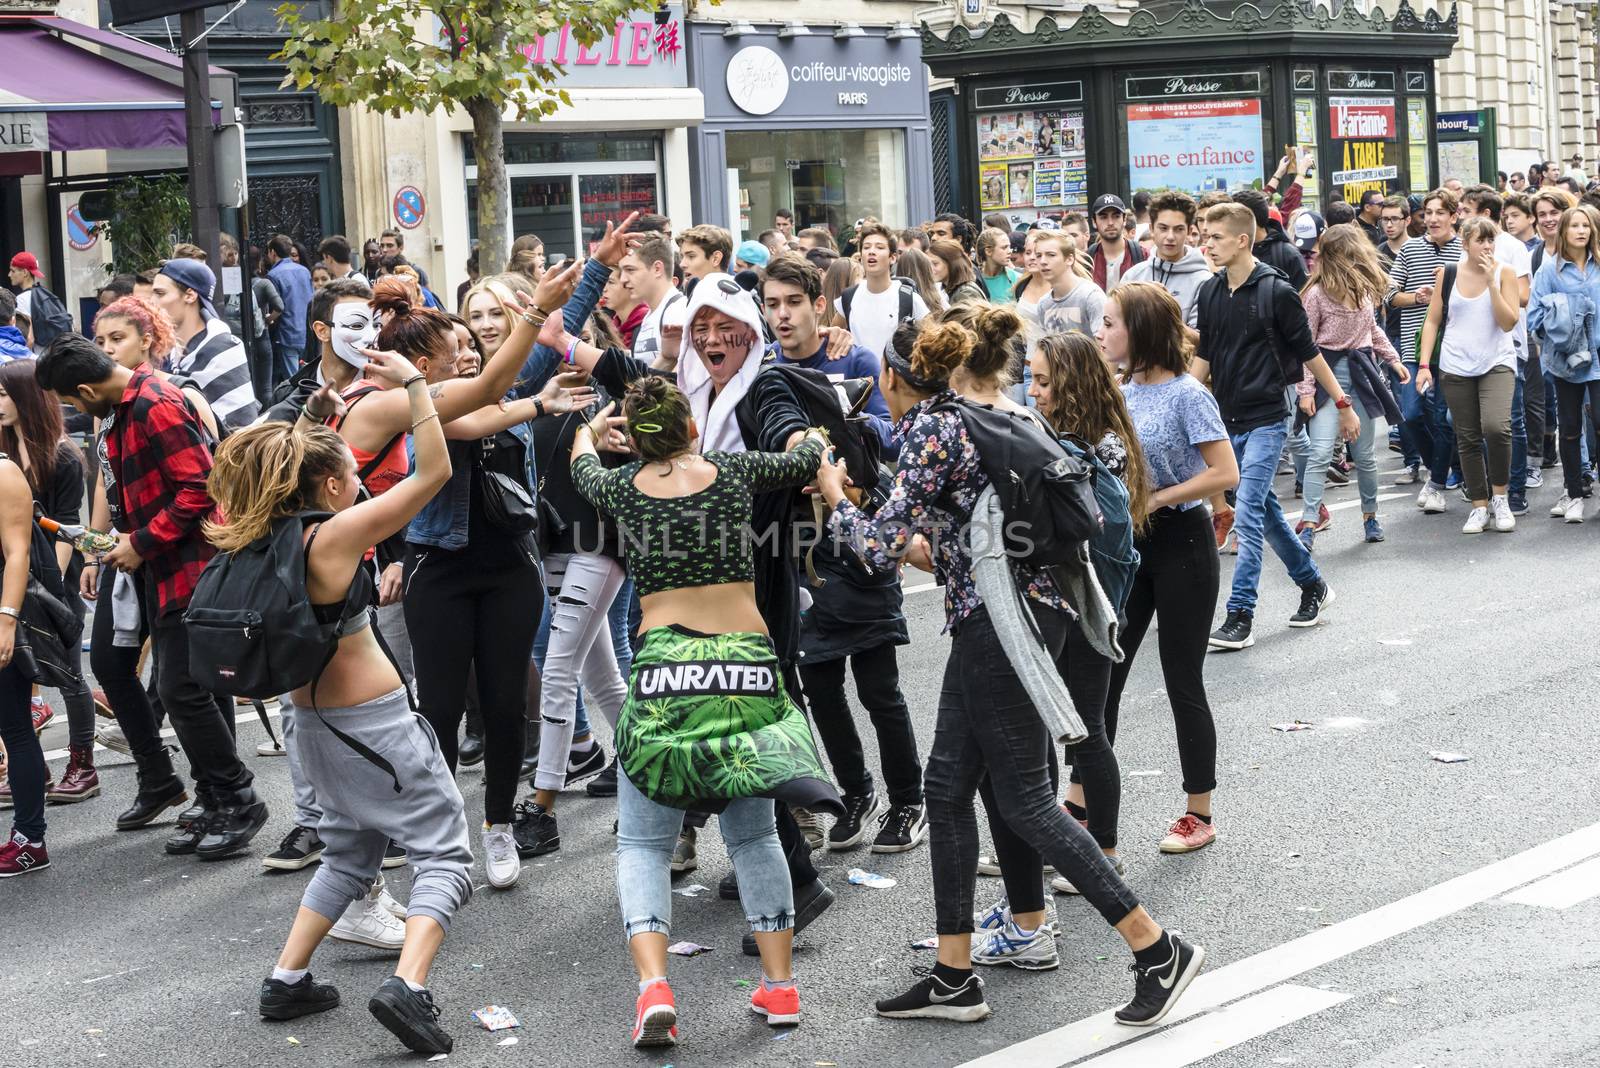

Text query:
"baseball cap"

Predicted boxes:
[[1291, 210, 1326, 252], [1009, 230, 1028, 253], [1031, 217, 1060, 232], [734, 239, 770, 268], [1091, 194, 1127, 216], [158, 257, 218, 320], [9, 252, 41, 279]]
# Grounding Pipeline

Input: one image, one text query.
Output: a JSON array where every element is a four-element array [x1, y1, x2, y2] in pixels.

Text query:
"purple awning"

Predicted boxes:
[[0, 26, 191, 152]]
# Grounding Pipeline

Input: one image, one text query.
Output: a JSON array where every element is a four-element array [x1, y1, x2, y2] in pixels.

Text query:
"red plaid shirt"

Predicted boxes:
[[107, 367, 218, 618]]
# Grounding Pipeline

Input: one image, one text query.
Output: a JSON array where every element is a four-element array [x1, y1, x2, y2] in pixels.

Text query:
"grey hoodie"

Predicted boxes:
[[1120, 247, 1213, 327]]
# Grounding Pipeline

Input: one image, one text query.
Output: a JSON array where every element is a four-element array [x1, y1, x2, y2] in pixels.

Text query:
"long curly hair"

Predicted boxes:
[[1302, 223, 1391, 309], [205, 423, 351, 553], [95, 295, 177, 368], [1031, 332, 1152, 529]]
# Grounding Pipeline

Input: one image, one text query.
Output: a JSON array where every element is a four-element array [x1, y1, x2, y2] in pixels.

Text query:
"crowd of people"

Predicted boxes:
[[3, 148, 1599, 1056]]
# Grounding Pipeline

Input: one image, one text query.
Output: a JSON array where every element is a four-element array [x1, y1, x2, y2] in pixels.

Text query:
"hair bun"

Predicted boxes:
[[369, 276, 418, 319], [912, 321, 974, 382]]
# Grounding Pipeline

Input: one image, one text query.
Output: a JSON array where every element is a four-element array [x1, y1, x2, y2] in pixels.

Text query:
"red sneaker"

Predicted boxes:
[[1211, 508, 1235, 550], [750, 982, 801, 1026], [0, 830, 49, 877], [1158, 814, 1217, 854], [632, 980, 678, 1048], [31, 699, 55, 735]]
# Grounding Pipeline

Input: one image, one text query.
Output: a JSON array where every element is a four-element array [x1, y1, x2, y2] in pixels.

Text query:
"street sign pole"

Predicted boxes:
[[181, 7, 222, 278]]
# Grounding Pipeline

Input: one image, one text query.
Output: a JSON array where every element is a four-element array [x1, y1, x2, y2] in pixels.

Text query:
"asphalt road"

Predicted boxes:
[[10, 454, 1599, 1068]]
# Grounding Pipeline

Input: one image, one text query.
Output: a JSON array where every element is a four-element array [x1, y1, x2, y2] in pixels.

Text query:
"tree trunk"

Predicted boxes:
[[468, 95, 509, 276]]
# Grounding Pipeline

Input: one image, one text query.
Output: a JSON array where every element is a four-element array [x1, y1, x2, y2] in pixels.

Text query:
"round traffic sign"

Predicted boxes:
[[393, 185, 426, 230], [66, 203, 97, 251]]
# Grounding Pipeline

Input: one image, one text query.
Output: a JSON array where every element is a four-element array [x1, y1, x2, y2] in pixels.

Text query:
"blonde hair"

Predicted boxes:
[[1205, 202, 1256, 237], [1034, 230, 1091, 278], [1557, 205, 1600, 266], [461, 277, 526, 355], [206, 424, 352, 553], [1303, 224, 1391, 309]]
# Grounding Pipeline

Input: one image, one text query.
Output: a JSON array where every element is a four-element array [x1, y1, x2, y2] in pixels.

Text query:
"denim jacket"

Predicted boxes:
[[1529, 256, 1600, 382], [406, 258, 610, 549]]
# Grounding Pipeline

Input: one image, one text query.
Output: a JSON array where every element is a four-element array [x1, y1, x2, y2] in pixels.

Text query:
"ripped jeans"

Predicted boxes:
[[616, 771, 793, 940], [534, 553, 627, 792]]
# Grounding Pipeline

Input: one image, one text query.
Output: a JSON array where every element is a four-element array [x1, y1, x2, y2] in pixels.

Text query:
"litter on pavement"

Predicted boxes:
[[1429, 751, 1470, 763], [671, 884, 712, 897], [667, 941, 713, 956], [910, 936, 938, 949], [1271, 720, 1314, 732], [470, 1005, 520, 1032], [1128, 769, 1163, 777], [847, 868, 896, 889]]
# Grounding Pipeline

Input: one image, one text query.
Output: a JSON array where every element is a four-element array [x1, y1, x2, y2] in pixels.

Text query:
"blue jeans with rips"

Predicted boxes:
[[1227, 419, 1321, 616]]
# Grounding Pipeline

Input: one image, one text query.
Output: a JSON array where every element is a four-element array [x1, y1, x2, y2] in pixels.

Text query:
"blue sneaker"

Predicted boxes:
[[1508, 494, 1529, 516], [1446, 472, 1464, 490], [1363, 516, 1385, 542], [1525, 468, 1544, 489]]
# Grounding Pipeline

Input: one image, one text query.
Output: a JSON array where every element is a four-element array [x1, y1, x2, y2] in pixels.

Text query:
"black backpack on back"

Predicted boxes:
[[26, 286, 74, 348], [185, 512, 340, 699], [930, 398, 1102, 566]]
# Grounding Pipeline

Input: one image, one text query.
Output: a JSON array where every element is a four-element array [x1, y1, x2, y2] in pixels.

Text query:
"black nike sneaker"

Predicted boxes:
[[875, 969, 991, 1022], [1115, 931, 1206, 1026], [368, 976, 453, 1054], [259, 973, 340, 1021]]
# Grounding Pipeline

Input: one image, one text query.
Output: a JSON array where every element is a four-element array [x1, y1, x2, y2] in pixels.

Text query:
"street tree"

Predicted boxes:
[[275, 0, 664, 275]]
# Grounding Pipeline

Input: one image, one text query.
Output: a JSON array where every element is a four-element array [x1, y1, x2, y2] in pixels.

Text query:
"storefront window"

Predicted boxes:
[[467, 133, 659, 261], [725, 128, 906, 241]]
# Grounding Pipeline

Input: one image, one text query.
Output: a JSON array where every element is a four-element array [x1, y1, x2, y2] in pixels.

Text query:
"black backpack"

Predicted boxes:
[[26, 286, 73, 348], [185, 512, 344, 699], [736, 359, 884, 496], [929, 398, 1102, 566]]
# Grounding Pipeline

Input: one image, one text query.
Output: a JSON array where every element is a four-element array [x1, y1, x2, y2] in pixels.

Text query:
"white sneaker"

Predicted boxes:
[[370, 875, 407, 920], [1461, 506, 1488, 534], [970, 920, 1060, 970], [1551, 494, 1573, 517], [483, 823, 521, 889], [792, 807, 825, 851], [975, 853, 1053, 878], [1417, 486, 1447, 513], [329, 895, 405, 950], [1526, 468, 1545, 489], [1490, 495, 1516, 532], [1051, 853, 1126, 895], [1565, 496, 1586, 523], [256, 737, 286, 757], [95, 722, 130, 754]]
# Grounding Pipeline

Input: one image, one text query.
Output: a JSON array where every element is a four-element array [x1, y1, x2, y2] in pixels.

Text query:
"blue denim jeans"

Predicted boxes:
[[1386, 363, 1422, 466], [1228, 419, 1321, 615], [1509, 366, 1528, 496], [1302, 357, 1380, 520], [616, 771, 792, 939]]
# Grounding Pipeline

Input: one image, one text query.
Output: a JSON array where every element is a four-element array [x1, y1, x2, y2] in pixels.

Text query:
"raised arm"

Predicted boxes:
[[310, 351, 451, 576], [443, 372, 597, 439]]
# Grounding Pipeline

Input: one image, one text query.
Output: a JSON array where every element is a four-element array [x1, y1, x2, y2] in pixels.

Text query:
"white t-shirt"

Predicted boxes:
[[15, 289, 32, 321], [1462, 232, 1532, 357], [834, 281, 930, 359], [631, 289, 688, 361]]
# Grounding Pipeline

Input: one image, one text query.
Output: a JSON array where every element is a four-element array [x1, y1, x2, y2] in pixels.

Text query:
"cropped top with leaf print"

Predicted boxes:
[[571, 433, 825, 597]]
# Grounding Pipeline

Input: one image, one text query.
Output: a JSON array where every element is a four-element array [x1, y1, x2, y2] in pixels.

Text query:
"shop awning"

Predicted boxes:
[[0, 24, 197, 153]]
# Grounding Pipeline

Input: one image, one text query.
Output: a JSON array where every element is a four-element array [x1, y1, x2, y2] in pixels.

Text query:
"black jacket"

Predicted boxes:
[[797, 482, 909, 665], [1253, 221, 1308, 290], [1195, 261, 1318, 434], [262, 360, 322, 424]]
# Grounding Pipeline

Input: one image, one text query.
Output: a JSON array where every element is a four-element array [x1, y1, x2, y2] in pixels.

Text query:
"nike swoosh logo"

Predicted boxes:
[[1158, 947, 1182, 990], [928, 983, 969, 1003]]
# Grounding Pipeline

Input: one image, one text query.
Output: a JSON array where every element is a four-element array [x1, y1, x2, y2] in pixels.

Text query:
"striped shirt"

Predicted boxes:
[[172, 317, 260, 431], [1386, 234, 1463, 360]]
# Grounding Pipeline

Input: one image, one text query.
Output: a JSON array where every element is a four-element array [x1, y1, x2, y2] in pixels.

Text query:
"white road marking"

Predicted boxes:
[[82, 967, 144, 985], [903, 582, 941, 595], [1501, 855, 1600, 910], [955, 820, 1600, 1068], [1325, 492, 1407, 513], [1068, 985, 1351, 1068]]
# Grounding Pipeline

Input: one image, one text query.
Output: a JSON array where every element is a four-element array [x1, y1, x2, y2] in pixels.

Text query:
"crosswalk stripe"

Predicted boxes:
[[1501, 855, 1600, 910]]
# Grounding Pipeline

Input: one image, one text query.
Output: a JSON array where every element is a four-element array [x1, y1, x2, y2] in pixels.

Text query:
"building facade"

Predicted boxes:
[[922, 0, 1460, 224]]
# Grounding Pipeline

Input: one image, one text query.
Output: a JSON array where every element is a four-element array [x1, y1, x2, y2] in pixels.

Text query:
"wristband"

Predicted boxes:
[[0, 606, 19, 621], [565, 337, 579, 365], [402, 374, 426, 389], [533, 398, 546, 419]]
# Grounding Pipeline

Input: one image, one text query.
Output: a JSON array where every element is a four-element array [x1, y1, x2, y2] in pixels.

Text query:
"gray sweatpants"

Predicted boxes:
[[285, 687, 473, 932], [283, 606, 415, 829]]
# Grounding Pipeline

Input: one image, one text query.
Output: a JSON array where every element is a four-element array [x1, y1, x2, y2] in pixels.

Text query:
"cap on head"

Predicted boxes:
[[159, 258, 218, 320], [9, 252, 41, 278], [1092, 194, 1128, 217], [734, 240, 770, 268]]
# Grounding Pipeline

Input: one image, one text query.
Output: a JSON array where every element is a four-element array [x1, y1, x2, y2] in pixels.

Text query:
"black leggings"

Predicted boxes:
[[1554, 378, 1600, 498], [1105, 505, 1219, 797], [405, 544, 541, 825]]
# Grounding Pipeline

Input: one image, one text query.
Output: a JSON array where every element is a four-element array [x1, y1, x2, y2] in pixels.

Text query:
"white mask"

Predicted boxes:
[[330, 304, 377, 369]]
